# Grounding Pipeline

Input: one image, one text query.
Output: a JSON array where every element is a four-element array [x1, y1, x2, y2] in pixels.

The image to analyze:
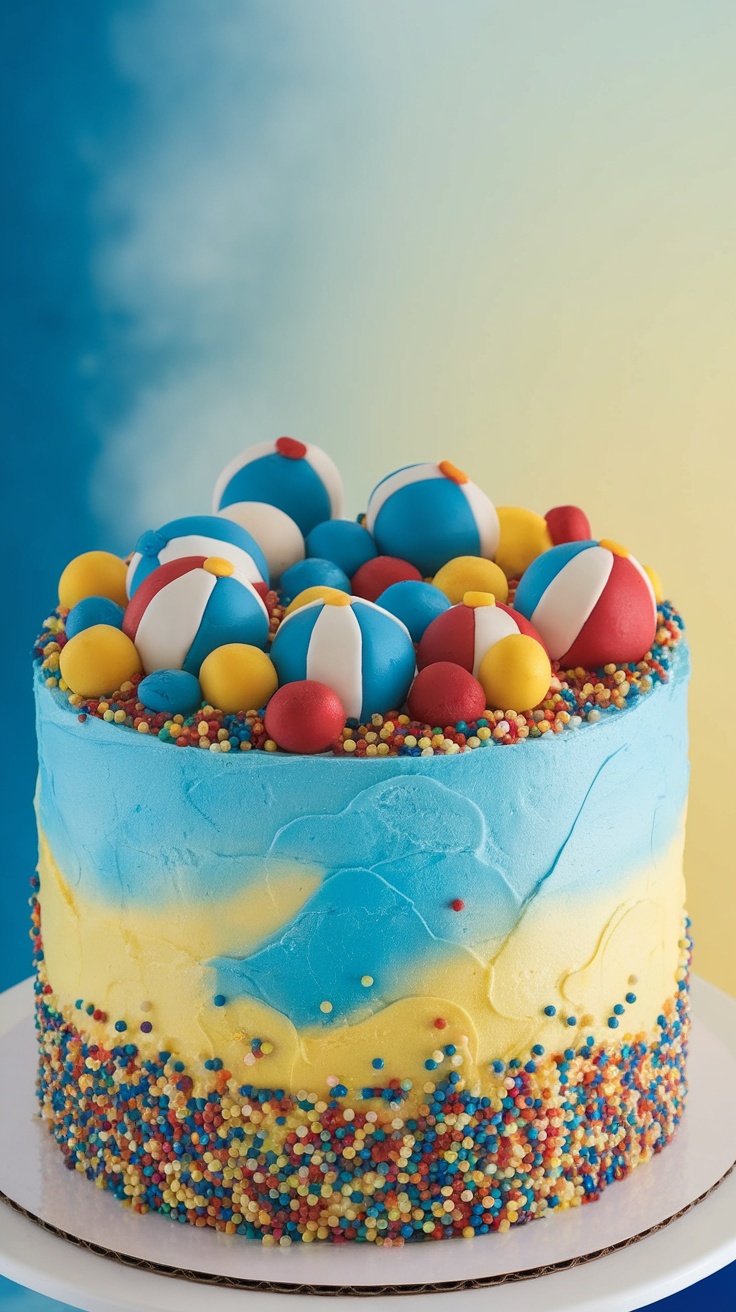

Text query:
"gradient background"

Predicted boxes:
[[1, 2, 734, 1308]]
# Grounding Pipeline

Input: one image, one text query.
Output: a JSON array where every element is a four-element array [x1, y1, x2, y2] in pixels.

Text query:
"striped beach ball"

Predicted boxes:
[[270, 595, 416, 722], [212, 437, 344, 537], [365, 461, 500, 577], [126, 515, 269, 598], [123, 556, 269, 676], [417, 592, 545, 676], [514, 540, 658, 669]]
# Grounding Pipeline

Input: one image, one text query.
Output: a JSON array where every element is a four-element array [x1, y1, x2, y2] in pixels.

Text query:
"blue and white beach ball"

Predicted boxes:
[[366, 460, 500, 577], [126, 515, 269, 598], [212, 437, 344, 538], [270, 595, 416, 722], [123, 556, 269, 676]]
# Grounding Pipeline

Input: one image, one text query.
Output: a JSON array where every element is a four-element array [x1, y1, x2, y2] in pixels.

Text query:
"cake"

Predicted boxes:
[[32, 440, 690, 1247]]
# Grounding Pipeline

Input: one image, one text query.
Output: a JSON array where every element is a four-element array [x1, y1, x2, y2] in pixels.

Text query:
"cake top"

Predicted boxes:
[[36, 439, 683, 755]]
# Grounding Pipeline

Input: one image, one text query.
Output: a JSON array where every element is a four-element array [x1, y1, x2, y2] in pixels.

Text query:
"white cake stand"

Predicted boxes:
[[1, 975, 735, 1312]]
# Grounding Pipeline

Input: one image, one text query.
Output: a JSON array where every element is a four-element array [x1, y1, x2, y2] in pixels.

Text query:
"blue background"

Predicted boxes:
[[0, 2, 732, 1307]]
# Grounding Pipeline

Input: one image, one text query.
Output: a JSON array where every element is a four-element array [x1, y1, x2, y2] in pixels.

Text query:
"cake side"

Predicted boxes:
[[33, 636, 690, 1243]]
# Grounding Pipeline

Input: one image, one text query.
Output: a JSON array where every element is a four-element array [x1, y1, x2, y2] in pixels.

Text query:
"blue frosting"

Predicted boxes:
[[34, 641, 690, 1027]]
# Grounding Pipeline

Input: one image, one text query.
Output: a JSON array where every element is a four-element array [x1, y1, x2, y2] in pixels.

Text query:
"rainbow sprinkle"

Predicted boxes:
[[33, 883, 690, 1247], [33, 600, 684, 757]]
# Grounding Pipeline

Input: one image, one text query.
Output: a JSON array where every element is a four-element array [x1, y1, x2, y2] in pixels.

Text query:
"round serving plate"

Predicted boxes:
[[1, 975, 734, 1311]]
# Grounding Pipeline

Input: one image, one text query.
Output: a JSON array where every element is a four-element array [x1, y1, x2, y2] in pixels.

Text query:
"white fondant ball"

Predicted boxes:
[[217, 502, 305, 583]]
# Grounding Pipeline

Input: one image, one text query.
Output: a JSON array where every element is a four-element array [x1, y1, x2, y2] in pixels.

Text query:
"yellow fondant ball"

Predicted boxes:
[[432, 556, 509, 606], [478, 633, 552, 712], [495, 507, 552, 580], [199, 644, 278, 714], [285, 585, 352, 615], [59, 625, 142, 698], [58, 551, 129, 610]]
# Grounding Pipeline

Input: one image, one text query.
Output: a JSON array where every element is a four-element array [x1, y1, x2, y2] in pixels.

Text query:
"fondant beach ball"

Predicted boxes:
[[212, 437, 344, 538], [417, 592, 545, 678], [123, 556, 269, 676], [217, 501, 305, 582], [366, 461, 500, 577], [514, 540, 658, 669], [270, 595, 416, 722], [126, 515, 269, 598]]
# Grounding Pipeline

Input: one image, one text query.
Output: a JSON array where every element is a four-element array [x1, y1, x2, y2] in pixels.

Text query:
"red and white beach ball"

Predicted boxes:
[[417, 591, 545, 677], [123, 556, 269, 676], [513, 540, 658, 669]]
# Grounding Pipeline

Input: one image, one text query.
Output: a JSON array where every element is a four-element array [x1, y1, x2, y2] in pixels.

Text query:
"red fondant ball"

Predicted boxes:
[[351, 555, 422, 603], [545, 505, 591, 546], [407, 662, 487, 726], [264, 680, 346, 754]]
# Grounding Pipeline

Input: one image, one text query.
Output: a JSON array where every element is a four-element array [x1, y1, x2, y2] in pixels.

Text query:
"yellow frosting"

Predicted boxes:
[[38, 820, 686, 1101]]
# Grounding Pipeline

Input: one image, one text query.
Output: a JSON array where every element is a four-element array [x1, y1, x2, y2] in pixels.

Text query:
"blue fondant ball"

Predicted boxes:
[[65, 596, 125, 640], [270, 597, 416, 722], [280, 558, 352, 603], [376, 580, 451, 643], [138, 669, 203, 716], [305, 520, 377, 579], [126, 514, 269, 598]]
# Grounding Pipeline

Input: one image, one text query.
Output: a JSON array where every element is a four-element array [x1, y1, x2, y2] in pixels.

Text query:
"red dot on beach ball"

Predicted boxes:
[[351, 556, 422, 602], [264, 680, 346, 754], [407, 662, 487, 726], [545, 505, 591, 546]]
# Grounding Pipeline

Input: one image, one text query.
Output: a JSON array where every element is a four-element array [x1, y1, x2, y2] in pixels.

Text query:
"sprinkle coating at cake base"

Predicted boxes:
[[34, 911, 690, 1247]]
